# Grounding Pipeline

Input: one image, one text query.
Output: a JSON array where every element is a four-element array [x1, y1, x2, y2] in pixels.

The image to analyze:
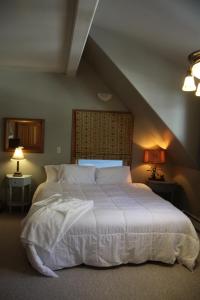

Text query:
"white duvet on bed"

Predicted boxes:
[[21, 194, 93, 252], [22, 182, 199, 277]]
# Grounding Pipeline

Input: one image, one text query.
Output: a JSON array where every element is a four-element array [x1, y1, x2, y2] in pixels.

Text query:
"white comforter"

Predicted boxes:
[[21, 194, 93, 252], [22, 182, 199, 277]]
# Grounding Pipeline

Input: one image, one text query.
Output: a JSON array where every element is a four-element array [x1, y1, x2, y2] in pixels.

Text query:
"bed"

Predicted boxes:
[[21, 165, 199, 277]]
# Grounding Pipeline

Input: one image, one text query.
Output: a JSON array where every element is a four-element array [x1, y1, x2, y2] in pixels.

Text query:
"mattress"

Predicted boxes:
[[22, 182, 199, 277]]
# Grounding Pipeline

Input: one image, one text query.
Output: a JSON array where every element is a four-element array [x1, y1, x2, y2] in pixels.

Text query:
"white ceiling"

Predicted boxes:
[[0, 0, 199, 73], [0, 0, 68, 72], [92, 0, 200, 67], [0, 0, 99, 74]]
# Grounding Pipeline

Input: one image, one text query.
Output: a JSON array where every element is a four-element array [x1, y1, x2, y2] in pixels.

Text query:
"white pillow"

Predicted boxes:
[[96, 166, 132, 184], [44, 165, 60, 182], [58, 164, 96, 184]]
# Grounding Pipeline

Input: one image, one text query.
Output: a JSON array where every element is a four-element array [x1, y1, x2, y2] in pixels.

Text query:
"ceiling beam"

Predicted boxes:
[[66, 0, 99, 76]]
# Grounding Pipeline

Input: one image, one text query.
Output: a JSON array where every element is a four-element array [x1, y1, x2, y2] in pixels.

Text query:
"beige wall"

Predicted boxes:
[[0, 61, 126, 199]]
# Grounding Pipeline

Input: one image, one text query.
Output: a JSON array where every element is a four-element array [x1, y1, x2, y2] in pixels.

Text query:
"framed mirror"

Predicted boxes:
[[4, 118, 45, 153]]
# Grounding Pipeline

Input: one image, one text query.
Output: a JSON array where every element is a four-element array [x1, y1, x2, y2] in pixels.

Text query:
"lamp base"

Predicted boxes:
[[13, 172, 23, 177]]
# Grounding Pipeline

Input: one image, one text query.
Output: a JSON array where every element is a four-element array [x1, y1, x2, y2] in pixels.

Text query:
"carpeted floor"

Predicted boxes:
[[0, 212, 200, 300]]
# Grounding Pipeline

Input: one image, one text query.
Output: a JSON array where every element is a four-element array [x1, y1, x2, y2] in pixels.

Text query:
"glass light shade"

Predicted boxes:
[[182, 75, 196, 91], [192, 62, 200, 79], [195, 83, 200, 96], [12, 147, 24, 160]]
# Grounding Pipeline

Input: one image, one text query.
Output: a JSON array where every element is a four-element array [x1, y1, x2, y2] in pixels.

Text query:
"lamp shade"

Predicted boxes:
[[192, 62, 200, 79], [182, 75, 196, 91], [144, 148, 166, 164], [12, 147, 24, 160]]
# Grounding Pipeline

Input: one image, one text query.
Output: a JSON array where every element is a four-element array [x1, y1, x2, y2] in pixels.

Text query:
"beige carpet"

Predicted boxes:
[[0, 212, 200, 300]]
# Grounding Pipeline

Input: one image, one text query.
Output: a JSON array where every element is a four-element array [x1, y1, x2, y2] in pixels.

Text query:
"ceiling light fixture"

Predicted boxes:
[[182, 71, 196, 92], [182, 50, 200, 95], [189, 50, 200, 79], [195, 83, 200, 97]]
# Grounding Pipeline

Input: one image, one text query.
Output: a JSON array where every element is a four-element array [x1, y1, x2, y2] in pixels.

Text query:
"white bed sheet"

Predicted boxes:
[[23, 182, 199, 277]]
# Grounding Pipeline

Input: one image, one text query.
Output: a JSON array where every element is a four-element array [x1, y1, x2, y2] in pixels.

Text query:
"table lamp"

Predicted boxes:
[[144, 148, 166, 180], [12, 147, 24, 177]]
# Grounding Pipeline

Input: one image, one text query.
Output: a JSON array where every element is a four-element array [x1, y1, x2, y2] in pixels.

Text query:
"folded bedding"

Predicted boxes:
[[21, 182, 200, 277]]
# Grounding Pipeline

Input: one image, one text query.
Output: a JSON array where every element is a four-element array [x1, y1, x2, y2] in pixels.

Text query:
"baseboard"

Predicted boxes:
[[183, 210, 200, 232]]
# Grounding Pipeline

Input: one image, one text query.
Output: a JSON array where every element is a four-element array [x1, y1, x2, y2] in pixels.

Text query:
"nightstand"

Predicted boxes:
[[147, 180, 178, 203], [6, 174, 32, 213]]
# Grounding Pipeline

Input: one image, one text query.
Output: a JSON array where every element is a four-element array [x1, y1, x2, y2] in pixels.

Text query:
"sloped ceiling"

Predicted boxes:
[[93, 0, 200, 67], [88, 0, 200, 168]]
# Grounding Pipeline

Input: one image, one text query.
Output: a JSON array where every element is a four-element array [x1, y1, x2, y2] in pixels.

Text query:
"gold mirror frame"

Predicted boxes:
[[4, 118, 45, 153]]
